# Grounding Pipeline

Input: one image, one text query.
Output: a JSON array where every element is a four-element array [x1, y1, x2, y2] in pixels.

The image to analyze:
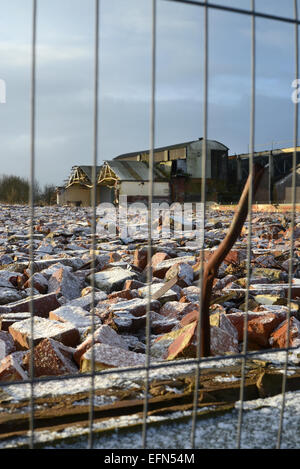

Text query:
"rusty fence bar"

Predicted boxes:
[[0, 0, 297, 450]]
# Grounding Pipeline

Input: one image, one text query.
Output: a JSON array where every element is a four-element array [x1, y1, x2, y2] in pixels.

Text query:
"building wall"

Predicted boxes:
[[253, 169, 271, 203], [99, 185, 114, 203], [274, 170, 300, 203], [56, 188, 66, 205], [119, 181, 170, 198], [59, 184, 91, 206], [186, 140, 212, 178], [284, 187, 300, 203]]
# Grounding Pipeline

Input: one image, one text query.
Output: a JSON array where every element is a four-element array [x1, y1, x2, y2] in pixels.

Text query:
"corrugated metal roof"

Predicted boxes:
[[114, 138, 229, 160], [75, 165, 103, 182], [102, 160, 169, 181]]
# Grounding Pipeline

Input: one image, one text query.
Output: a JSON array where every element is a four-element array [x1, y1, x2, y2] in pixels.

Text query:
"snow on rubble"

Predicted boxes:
[[0, 202, 299, 446]]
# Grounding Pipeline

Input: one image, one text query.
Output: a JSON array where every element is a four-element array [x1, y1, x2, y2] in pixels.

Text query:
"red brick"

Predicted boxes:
[[180, 309, 199, 327], [73, 324, 128, 365], [0, 331, 16, 360], [103, 311, 146, 333], [23, 273, 48, 294], [109, 298, 160, 317], [49, 305, 101, 330], [108, 289, 135, 301], [48, 267, 82, 300], [0, 312, 31, 331], [0, 292, 61, 318], [124, 279, 145, 290], [247, 314, 283, 347], [160, 301, 198, 320], [166, 321, 198, 360], [210, 325, 239, 355], [80, 343, 145, 372], [0, 351, 28, 382], [223, 250, 247, 266], [226, 311, 286, 342], [151, 252, 170, 269], [150, 311, 179, 335], [23, 338, 78, 377], [9, 316, 80, 349], [163, 320, 239, 359], [269, 316, 300, 348], [133, 247, 148, 270]]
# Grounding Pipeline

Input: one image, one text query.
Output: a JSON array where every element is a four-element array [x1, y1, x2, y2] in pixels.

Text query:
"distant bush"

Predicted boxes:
[[0, 175, 56, 205], [39, 184, 56, 205], [0, 175, 30, 203]]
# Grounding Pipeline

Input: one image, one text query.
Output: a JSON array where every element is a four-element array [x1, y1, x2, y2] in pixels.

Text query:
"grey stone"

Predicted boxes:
[[89, 267, 137, 293]]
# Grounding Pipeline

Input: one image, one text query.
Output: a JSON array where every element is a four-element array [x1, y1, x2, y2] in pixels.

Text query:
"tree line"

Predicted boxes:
[[0, 174, 56, 205]]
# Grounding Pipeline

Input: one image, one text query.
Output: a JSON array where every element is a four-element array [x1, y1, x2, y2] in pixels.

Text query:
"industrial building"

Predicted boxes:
[[56, 138, 229, 206], [56, 165, 102, 206], [56, 139, 299, 206], [230, 146, 300, 203]]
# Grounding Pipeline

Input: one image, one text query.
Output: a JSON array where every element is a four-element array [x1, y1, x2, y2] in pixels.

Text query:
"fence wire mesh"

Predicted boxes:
[[0, 0, 299, 451]]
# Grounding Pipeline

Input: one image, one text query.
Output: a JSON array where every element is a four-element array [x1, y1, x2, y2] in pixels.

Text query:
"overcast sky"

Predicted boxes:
[[0, 0, 299, 187]]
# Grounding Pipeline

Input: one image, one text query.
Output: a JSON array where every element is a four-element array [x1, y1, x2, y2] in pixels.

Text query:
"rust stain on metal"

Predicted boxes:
[[168, 164, 265, 359], [199, 163, 265, 356]]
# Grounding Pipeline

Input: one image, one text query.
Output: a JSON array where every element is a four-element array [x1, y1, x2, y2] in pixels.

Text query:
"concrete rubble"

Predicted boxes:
[[0, 203, 299, 381]]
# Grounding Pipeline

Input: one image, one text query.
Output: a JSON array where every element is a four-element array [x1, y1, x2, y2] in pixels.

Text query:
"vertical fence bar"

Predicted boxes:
[[28, 0, 37, 450], [236, 0, 255, 449], [2, 0, 300, 451], [88, 0, 100, 450], [190, 0, 208, 449], [276, 0, 299, 449], [142, 0, 156, 449]]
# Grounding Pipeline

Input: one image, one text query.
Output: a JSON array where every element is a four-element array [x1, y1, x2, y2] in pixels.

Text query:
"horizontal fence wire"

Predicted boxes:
[[1, 0, 298, 450], [165, 0, 300, 25], [0, 344, 298, 387]]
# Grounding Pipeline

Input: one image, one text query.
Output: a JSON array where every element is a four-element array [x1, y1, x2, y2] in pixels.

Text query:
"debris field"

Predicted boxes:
[[0, 202, 299, 444]]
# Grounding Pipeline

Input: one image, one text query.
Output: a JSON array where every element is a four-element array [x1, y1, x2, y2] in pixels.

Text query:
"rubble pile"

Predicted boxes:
[[0, 203, 299, 381]]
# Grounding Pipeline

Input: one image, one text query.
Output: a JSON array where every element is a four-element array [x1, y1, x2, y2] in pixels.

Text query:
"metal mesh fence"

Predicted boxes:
[[0, 0, 299, 450]]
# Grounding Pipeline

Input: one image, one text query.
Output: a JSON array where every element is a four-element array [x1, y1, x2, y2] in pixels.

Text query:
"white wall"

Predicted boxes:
[[57, 184, 91, 206], [187, 140, 211, 178], [120, 181, 170, 197]]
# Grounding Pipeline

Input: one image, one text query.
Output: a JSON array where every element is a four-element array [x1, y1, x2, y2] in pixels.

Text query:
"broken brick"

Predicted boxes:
[[0, 331, 16, 360], [9, 316, 80, 349], [80, 343, 145, 372], [48, 267, 82, 301], [73, 324, 129, 365], [0, 351, 28, 382], [23, 338, 78, 377], [0, 292, 61, 318], [133, 247, 148, 270], [269, 316, 300, 349]]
